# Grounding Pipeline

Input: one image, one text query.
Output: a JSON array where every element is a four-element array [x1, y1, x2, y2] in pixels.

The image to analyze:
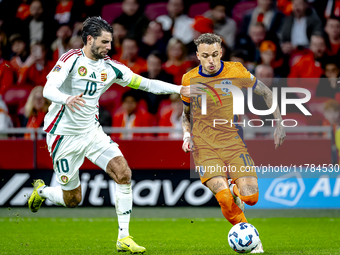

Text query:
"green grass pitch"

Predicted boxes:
[[1, 208, 340, 254]]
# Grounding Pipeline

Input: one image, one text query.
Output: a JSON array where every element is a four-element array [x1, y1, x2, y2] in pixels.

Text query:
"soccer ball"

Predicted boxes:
[[228, 222, 260, 253]]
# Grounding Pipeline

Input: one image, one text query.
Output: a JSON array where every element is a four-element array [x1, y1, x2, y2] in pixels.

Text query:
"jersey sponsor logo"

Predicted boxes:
[[78, 66, 87, 76], [52, 64, 62, 72], [61, 175, 69, 184], [101, 70, 107, 82]]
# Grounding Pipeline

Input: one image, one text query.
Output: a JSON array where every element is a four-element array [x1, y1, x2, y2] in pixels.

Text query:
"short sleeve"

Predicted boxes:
[[181, 75, 190, 106], [233, 62, 257, 90], [47, 51, 78, 85]]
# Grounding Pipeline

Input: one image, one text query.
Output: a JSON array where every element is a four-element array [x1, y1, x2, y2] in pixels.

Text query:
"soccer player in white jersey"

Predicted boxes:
[[28, 16, 198, 254]]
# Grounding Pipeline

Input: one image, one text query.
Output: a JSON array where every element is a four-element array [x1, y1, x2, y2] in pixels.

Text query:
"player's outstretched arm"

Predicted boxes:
[[182, 104, 191, 153], [128, 74, 203, 97], [254, 80, 286, 149]]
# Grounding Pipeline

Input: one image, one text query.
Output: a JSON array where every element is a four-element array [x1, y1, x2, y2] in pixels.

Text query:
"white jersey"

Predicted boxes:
[[44, 48, 133, 135]]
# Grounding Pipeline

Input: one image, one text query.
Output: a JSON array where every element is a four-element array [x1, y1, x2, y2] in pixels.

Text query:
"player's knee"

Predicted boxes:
[[240, 184, 258, 196], [116, 169, 131, 184], [106, 156, 131, 184], [242, 190, 259, 206], [66, 201, 78, 208], [65, 194, 82, 208]]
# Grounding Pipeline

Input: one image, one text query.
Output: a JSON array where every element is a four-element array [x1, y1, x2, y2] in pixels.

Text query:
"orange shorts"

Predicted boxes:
[[192, 135, 257, 184]]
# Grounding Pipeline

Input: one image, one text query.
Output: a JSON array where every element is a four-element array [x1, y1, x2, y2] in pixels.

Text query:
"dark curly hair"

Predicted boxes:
[[81, 16, 113, 45]]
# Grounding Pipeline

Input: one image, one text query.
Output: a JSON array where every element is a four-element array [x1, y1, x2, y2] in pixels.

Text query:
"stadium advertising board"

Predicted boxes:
[[1, 170, 339, 208], [256, 172, 340, 209]]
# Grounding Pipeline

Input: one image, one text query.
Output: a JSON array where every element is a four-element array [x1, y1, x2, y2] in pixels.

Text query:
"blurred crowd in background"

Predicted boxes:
[[0, 0, 340, 145]]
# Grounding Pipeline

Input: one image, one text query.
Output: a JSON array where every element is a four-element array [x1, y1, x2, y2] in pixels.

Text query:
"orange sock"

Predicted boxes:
[[233, 186, 259, 206], [232, 185, 241, 197], [215, 188, 247, 225]]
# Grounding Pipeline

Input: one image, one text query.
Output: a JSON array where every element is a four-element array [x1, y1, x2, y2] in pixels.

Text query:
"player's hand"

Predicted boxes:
[[182, 138, 192, 153], [66, 93, 86, 112], [274, 125, 286, 149], [180, 84, 205, 98]]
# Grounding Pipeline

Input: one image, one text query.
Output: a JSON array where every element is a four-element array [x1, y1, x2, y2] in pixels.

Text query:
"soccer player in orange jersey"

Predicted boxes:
[[181, 33, 286, 253]]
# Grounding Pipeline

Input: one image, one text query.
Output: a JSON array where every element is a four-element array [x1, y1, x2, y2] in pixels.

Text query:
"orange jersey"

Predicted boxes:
[[181, 61, 257, 148]]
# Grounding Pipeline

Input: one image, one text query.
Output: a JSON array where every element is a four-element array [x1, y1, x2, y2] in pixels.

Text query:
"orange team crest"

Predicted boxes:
[[101, 70, 107, 82], [78, 66, 87, 76]]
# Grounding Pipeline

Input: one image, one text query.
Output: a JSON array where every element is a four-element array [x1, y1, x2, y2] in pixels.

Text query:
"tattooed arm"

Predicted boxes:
[[254, 80, 286, 149], [182, 104, 191, 152]]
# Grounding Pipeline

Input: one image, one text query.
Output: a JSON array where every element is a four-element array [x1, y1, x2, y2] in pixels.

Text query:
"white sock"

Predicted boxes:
[[115, 183, 132, 239], [230, 183, 236, 197], [38, 186, 66, 207]]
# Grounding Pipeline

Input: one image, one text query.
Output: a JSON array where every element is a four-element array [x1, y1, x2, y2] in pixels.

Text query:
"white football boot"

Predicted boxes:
[[228, 179, 245, 212], [251, 240, 264, 253]]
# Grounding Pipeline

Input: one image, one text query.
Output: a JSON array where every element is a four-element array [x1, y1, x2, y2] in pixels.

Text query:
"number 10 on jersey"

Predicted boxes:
[[84, 81, 97, 96]]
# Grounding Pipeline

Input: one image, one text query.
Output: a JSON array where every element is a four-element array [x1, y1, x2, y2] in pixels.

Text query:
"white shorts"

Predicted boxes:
[[46, 126, 123, 190]]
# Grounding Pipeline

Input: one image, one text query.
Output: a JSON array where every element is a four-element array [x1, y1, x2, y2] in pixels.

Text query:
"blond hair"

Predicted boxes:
[[166, 37, 187, 61], [25, 86, 51, 118], [194, 33, 222, 47]]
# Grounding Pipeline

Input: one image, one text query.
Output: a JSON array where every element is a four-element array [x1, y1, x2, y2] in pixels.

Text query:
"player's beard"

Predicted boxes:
[[91, 44, 106, 60]]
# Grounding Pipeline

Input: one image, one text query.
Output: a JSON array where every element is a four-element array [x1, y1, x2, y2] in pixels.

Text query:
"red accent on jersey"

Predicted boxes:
[[62, 53, 74, 63], [45, 105, 65, 133], [60, 49, 76, 62], [105, 55, 125, 66], [60, 49, 82, 62], [51, 135, 61, 153]]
